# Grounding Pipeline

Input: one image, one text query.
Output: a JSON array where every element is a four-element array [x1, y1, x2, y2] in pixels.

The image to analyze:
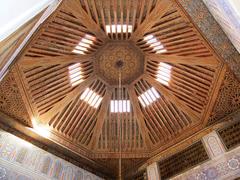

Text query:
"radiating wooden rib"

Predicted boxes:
[[146, 61, 210, 92], [69, 81, 105, 140], [63, 0, 108, 42], [68, 80, 102, 138], [76, 82, 106, 144], [135, 80, 169, 139], [99, 0, 107, 34], [131, 0, 137, 34], [113, 0, 118, 40], [146, 65, 207, 102], [146, 54, 218, 67], [143, 74, 200, 122], [147, 63, 209, 102], [125, 0, 130, 39], [91, 0, 99, 25], [130, 0, 172, 42], [137, 0, 145, 27], [51, 98, 79, 130], [19, 54, 93, 67], [25, 62, 92, 115], [128, 85, 152, 148], [95, 87, 147, 151], [119, 0, 123, 40], [90, 88, 112, 149], [39, 75, 95, 124], [141, 80, 180, 134], [23, 65, 70, 115], [145, 0, 153, 19], [134, 81, 170, 140]]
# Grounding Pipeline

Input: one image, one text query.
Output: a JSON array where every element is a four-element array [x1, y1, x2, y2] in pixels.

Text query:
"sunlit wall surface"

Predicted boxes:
[[203, 0, 240, 53], [0, 129, 103, 179], [0, 0, 54, 42]]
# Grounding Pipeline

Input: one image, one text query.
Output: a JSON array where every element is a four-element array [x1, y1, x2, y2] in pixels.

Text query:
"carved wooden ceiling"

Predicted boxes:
[[1, 0, 240, 178]]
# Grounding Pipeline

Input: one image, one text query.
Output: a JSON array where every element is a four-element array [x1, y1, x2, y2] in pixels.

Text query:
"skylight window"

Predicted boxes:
[[72, 34, 95, 54], [144, 34, 167, 54], [68, 63, 83, 87], [80, 88, 103, 108], [138, 87, 160, 107], [106, 24, 133, 34], [110, 100, 131, 113], [156, 62, 172, 86]]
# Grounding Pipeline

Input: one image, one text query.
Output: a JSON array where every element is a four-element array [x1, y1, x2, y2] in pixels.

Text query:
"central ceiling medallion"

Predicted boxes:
[[95, 41, 144, 85]]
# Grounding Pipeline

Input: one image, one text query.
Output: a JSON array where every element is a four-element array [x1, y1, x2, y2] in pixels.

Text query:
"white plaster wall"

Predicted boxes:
[[0, 0, 54, 41]]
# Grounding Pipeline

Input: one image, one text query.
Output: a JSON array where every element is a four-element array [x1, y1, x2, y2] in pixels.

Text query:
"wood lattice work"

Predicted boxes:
[[19, 3, 103, 62], [19, 60, 93, 117], [146, 61, 216, 114], [0, 0, 234, 178], [158, 141, 209, 179], [79, 0, 158, 40], [48, 79, 107, 146], [97, 87, 145, 152], [136, 5, 213, 57], [132, 78, 193, 145], [218, 120, 240, 150]]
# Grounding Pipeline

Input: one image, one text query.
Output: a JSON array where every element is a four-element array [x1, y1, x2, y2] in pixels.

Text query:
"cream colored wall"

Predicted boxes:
[[229, 0, 240, 17], [203, 0, 240, 53]]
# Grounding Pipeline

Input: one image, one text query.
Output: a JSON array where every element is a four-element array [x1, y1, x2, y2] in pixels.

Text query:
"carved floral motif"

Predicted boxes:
[[0, 70, 31, 126], [208, 70, 240, 125]]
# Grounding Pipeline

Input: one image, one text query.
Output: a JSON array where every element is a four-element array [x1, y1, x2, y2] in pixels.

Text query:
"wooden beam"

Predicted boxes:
[[130, 0, 172, 42], [146, 54, 219, 67], [62, 0, 108, 42], [18, 54, 93, 67], [143, 74, 200, 122], [39, 75, 95, 124], [128, 85, 152, 148], [90, 89, 112, 149]]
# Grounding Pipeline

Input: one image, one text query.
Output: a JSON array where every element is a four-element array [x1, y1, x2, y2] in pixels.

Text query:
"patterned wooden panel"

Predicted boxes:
[[158, 141, 209, 179], [208, 69, 240, 125], [95, 41, 144, 85], [0, 71, 31, 126], [96, 158, 147, 177], [137, 6, 213, 57], [131, 170, 147, 180], [218, 120, 240, 150]]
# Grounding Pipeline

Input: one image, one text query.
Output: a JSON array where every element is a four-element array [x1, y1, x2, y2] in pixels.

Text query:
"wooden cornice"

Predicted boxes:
[[128, 85, 152, 149], [39, 75, 96, 124], [130, 0, 172, 42], [18, 54, 94, 67], [146, 54, 219, 67], [143, 73, 200, 122], [62, 0, 108, 42], [90, 88, 112, 149]]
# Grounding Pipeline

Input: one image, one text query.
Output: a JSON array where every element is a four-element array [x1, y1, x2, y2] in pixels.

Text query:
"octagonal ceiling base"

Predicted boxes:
[[95, 41, 144, 86]]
